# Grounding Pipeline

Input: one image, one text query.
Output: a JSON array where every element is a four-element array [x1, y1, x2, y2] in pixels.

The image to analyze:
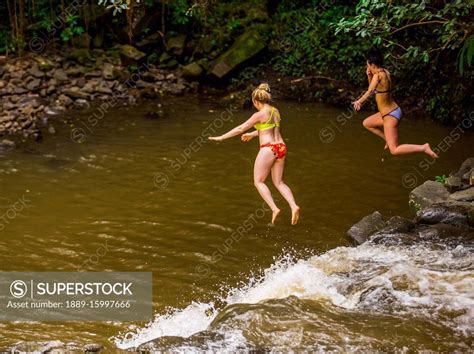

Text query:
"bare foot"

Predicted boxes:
[[291, 206, 300, 225], [423, 143, 438, 158], [272, 209, 281, 224]]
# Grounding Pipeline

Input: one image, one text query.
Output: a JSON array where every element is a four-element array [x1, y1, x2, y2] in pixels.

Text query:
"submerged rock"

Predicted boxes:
[[409, 180, 450, 211], [347, 211, 386, 244], [83, 343, 103, 352]]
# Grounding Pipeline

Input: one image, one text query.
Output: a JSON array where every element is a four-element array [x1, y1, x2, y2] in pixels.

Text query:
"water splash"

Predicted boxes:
[[113, 242, 473, 350]]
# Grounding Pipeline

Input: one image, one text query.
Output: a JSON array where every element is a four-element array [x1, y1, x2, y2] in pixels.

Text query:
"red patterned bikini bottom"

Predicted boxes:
[[260, 143, 287, 159]]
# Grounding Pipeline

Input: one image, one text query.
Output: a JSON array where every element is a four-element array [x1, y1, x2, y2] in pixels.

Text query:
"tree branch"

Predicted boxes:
[[391, 20, 448, 35]]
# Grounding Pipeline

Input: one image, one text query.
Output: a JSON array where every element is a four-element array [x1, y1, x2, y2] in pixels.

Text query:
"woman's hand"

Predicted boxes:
[[208, 136, 223, 142], [352, 100, 362, 111], [241, 133, 254, 142]]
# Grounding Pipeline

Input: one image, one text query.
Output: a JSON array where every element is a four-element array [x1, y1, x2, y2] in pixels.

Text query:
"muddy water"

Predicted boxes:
[[0, 95, 472, 351]]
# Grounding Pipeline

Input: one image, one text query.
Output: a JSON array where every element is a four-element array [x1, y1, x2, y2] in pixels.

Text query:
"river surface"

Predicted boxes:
[[0, 95, 472, 351]]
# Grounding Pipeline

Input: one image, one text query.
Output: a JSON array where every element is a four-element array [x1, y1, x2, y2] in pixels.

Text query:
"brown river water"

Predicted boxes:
[[0, 95, 473, 351]]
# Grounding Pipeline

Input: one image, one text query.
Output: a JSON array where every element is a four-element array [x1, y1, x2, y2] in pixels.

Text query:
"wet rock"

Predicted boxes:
[[66, 66, 85, 77], [375, 216, 416, 234], [449, 187, 474, 202], [417, 223, 474, 244], [48, 125, 56, 134], [416, 202, 474, 227], [14, 87, 28, 94], [453, 157, 474, 181], [139, 87, 157, 99], [68, 48, 93, 64], [74, 98, 91, 109], [167, 34, 186, 57], [347, 211, 386, 244], [27, 129, 43, 141], [34, 56, 55, 70], [119, 44, 146, 66], [83, 343, 103, 352], [53, 68, 69, 83], [182, 62, 204, 79], [63, 87, 90, 99], [102, 63, 117, 80], [29, 67, 45, 79], [409, 181, 450, 211], [57, 94, 73, 107], [26, 78, 42, 91], [8, 340, 64, 353], [0, 139, 15, 148], [17, 96, 44, 109], [209, 30, 266, 78], [445, 176, 463, 191], [95, 85, 113, 95], [85, 70, 102, 79]]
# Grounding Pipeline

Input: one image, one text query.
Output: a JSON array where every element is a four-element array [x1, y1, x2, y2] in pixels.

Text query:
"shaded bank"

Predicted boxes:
[[0, 1, 472, 125]]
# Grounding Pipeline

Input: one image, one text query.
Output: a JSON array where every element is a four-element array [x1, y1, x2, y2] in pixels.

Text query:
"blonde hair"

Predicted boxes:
[[252, 83, 271, 103]]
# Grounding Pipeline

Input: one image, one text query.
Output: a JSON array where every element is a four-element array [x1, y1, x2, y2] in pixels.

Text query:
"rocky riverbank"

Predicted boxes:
[[0, 49, 198, 149], [347, 158, 474, 246]]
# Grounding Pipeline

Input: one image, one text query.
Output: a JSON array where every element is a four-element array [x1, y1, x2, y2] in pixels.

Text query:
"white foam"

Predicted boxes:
[[113, 243, 474, 349]]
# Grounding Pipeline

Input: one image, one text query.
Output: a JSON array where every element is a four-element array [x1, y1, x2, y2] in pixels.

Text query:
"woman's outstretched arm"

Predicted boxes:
[[353, 74, 380, 111], [209, 112, 262, 142]]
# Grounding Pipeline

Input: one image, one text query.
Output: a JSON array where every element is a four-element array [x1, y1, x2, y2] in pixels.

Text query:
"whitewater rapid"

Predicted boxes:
[[113, 241, 473, 350]]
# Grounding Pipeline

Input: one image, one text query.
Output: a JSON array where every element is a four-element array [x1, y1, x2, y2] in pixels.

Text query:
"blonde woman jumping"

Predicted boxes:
[[209, 83, 300, 225]]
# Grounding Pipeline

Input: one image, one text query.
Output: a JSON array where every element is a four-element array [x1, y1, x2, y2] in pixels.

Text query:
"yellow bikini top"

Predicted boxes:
[[254, 107, 280, 131]]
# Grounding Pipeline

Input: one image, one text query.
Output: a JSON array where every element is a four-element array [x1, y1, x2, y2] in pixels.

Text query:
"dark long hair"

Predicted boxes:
[[366, 49, 383, 67]]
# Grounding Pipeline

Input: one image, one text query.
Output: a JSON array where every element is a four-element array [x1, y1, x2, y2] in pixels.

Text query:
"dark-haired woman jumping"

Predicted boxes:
[[352, 52, 438, 158]]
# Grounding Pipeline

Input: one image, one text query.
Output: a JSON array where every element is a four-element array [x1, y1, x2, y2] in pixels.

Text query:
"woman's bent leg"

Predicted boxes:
[[363, 112, 386, 141], [384, 116, 438, 157]]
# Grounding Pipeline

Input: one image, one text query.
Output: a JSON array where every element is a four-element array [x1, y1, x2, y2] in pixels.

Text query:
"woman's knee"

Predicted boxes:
[[362, 118, 372, 129], [389, 146, 399, 155], [272, 179, 284, 188]]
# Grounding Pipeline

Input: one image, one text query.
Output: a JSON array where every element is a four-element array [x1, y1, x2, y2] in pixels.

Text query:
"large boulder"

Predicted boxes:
[[118, 45, 146, 67], [416, 202, 474, 227], [209, 30, 265, 78], [453, 157, 474, 181], [347, 211, 386, 244], [449, 187, 474, 202], [409, 180, 450, 211], [167, 34, 186, 57], [181, 62, 204, 79]]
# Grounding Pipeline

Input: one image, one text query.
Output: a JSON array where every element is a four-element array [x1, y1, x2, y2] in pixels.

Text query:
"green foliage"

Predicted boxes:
[[272, 2, 369, 83], [98, 0, 131, 15], [458, 35, 474, 76], [435, 175, 447, 184], [60, 15, 84, 42], [0, 30, 15, 54], [334, 0, 473, 75]]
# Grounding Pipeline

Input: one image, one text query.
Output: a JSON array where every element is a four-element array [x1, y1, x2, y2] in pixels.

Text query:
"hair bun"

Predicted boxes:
[[258, 83, 270, 93]]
